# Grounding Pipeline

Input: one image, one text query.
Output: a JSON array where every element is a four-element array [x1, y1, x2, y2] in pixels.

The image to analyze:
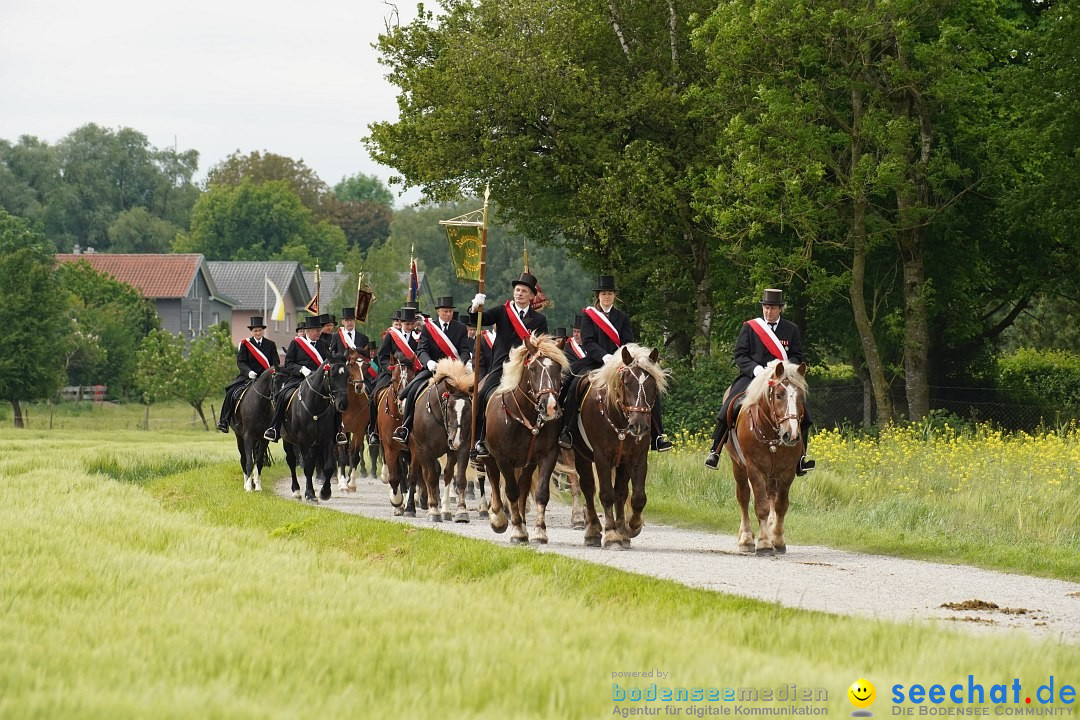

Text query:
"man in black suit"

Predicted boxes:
[[366, 306, 422, 444], [704, 288, 814, 474], [392, 296, 473, 444], [328, 307, 369, 361], [558, 275, 672, 452], [217, 316, 279, 433], [468, 271, 549, 457]]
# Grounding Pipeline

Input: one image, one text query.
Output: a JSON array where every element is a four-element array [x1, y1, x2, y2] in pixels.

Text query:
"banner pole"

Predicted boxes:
[[469, 185, 490, 453]]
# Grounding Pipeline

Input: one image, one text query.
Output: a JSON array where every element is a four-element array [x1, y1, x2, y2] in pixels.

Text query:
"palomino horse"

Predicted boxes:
[[281, 362, 350, 503], [571, 344, 669, 549], [408, 358, 474, 523], [375, 352, 417, 515], [229, 367, 280, 493], [725, 359, 808, 555], [480, 333, 568, 544], [335, 349, 372, 493]]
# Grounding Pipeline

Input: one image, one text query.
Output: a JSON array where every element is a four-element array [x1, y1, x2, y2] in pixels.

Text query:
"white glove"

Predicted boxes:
[[300, 367, 311, 377], [602, 353, 615, 365], [465, 361, 473, 373], [247, 370, 257, 379], [469, 292, 486, 312], [753, 365, 765, 377], [426, 360, 437, 372]]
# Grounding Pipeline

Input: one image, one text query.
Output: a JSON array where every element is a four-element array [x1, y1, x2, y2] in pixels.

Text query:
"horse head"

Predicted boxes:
[[614, 345, 665, 440], [760, 361, 807, 447], [324, 362, 351, 413], [345, 348, 368, 394], [433, 360, 474, 451], [523, 333, 568, 423]]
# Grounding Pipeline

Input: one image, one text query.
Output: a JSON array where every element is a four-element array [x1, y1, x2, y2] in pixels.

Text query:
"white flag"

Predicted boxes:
[[266, 277, 286, 322]]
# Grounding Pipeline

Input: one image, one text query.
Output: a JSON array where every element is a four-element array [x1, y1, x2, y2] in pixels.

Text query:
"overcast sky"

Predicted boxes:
[[0, 0, 424, 205]]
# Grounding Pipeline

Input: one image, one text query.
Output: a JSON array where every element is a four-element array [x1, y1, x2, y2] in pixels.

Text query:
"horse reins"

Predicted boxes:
[[746, 379, 803, 452], [298, 365, 342, 421], [594, 365, 654, 466], [500, 353, 562, 464]]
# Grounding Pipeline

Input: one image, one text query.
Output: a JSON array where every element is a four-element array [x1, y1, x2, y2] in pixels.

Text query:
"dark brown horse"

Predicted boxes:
[[408, 359, 474, 523], [281, 362, 350, 503], [375, 352, 417, 515], [571, 344, 669, 549], [334, 349, 373, 493], [724, 359, 808, 555], [480, 333, 568, 543], [229, 367, 280, 492]]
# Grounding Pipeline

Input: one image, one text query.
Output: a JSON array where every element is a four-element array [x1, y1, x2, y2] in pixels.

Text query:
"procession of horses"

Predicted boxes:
[[223, 328, 811, 555]]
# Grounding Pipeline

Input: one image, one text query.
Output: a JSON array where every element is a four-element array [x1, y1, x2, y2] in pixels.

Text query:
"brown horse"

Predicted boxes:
[[572, 344, 669, 549], [725, 359, 808, 555], [408, 359, 474, 523], [375, 352, 417, 515], [480, 333, 568, 543], [335, 349, 372, 493]]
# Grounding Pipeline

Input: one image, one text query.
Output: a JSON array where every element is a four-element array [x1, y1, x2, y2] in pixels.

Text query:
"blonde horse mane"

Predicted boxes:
[[744, 359, 808, 406], [433, 358, 475, 393], [589, 343, 670, 412], [497, 332, 570, 394]]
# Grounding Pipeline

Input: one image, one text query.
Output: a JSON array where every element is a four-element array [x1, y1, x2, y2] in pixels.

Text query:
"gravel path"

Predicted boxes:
[[275, 474, 1080, 644]]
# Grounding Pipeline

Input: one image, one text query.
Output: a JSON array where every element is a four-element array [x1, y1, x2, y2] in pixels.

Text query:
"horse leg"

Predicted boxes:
[[732, 459, 755, 552], [252, 436, 267, 492], [771, 477, 793, 554], [569, 469, 585, 530], [236, 432, 252, 492], [613, 463, 632, 546], [748, 469, 774, 555], [531, 452, 558, 545], [402, 455, 417, 517], [423, 454, 442, 523], [485, 457, 509, 534], [301, 447, 318, 503], [501, 459, 528, 544], [319, 443, 334, 501], [595, 459, 624, 549], [625, 459, 648, 542], [474, 464, 489, 518], [575, 453, 602, 547], [451, 450, 470, 523], [439, 455, 454, 521], [285, 442, 301, 499]]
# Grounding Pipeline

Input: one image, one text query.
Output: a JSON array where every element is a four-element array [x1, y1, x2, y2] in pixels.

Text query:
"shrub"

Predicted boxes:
[[996, 348, 1080, 417]]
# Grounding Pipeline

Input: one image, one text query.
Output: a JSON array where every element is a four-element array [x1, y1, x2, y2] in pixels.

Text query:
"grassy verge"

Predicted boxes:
[[647, 425, 1080, 580], [0, 429, 1078, 718]]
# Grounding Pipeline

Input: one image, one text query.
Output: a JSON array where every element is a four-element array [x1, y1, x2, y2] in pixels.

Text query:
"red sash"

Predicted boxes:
[[388, 327, 422, 371], [337, 327, 355, 350], [241, 339, 271, 370], [584, 306, 621, 347], [505, 301, 530, 342], [483, 330, 495, 348], [747, 319, 788, 362], [423, 317, 460, 361], [296, 337, 324, 366], [568, 337, 586, 359]]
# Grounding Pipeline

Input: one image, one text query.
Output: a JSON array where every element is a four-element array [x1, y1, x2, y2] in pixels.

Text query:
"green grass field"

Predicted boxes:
[[1, 403, 1078, 718]]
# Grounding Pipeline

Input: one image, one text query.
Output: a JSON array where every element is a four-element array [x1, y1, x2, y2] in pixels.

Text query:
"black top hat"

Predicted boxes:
[[304, 315, 322, 329], [451, 310, 460, 321], [435, 295, 455, 309], [341, 307, 356, 320], [399, 306, 418, 323], [391, 309, 402, 321], [247, 316, 267, 329], [595, 275, 617, 292], [554, 327, 568, 339], [760, 288, 785, 306], [573, 314, 583, 330], [318, 313, 333, 326], [511, 271, 538, 294]]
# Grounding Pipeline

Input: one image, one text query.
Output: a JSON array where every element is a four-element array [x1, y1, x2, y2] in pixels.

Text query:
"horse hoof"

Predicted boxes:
[[510, 532, 529, 544], [603, 537, 627, 550], [490, 518, 508, 534], [253, 481, 262, 492], [738, 544, 755, 554], [572, 521, 586, 531], [619, 538, 631, 549], [320, 491, 331, 501], [755, 546, 774, 556], [418, 498, 428, 511], [292, 491, 302, 499], [627, 522, 643, 539], [404, 510, 416, 518], [454, 511, 470, 523], [584, 535, 602, 548], [393, 507, 404, 517], [440, 512, 452, 521], [430, 513, 442, 523], [774, 545, 787, 554], [531, 532, 548, 545], [304, 497, 319, 505]]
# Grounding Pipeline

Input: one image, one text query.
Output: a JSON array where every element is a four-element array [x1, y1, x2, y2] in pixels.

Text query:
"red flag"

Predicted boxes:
[[304, 293, 319, 315]]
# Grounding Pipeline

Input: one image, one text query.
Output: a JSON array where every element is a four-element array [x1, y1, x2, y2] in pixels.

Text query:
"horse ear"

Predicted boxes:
[[797, 362, 807, 376], [525, 334, 537, 354], [773, 362, 786, 379], [649, 347, 659, 364], [621, 346, 633, 366]]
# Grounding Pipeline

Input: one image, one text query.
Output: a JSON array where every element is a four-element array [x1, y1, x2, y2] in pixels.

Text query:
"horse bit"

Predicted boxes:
[[748, 379, 802, 452], [505, 354, 561, 435], [596, 365, 653, 442]]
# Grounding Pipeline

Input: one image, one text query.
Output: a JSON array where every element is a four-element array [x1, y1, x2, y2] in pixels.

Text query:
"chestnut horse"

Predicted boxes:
[[571, 344, 669, 549], [335, 349, 372, 493], [724, 359, 808, 555], [408, 359, 474, 523], [480, 333, 568, 543], [374, 352, 417, 515]]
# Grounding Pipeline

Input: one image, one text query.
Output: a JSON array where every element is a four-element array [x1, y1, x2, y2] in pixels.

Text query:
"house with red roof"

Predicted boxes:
[[55, 252, 236, 340]]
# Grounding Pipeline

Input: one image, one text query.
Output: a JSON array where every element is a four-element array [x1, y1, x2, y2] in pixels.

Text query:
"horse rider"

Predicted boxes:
[[391, 296, 472, 444], [262, 315, 331, 443], [319, 313, 337, 346], [552, 327, 569, 353], [565, 314, 586, 362], [216, 316, 279, 433], [366, 305, 422, 444], [558, 275, 672, 452], [704, 288, 815, 474], [468, 271, 549, 458]]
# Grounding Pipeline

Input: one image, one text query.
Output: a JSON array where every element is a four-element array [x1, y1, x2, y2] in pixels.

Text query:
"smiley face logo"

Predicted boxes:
[[848, 678, 876, 714]]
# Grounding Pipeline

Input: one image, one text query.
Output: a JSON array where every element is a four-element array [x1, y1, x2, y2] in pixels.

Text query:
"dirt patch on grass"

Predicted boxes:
[[941, 599, 1030, 615]]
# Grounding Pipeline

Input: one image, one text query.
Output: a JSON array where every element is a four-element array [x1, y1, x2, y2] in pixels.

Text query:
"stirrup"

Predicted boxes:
[[473, 440, 489, 458], [704, 452, 720, 470], [366, 431, 379, 445], [263, 428, 279, 442], [336, 432, 348, 445], [217, 422, 229, 434], [796, 456, 816, 476], [652, 435, 673, 452], [392, 427, 409, 445], [558, 431, 573, 450]]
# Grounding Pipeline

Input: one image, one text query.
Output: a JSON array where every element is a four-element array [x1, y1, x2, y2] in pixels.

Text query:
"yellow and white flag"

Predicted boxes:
[[266, 277, 286, 322]]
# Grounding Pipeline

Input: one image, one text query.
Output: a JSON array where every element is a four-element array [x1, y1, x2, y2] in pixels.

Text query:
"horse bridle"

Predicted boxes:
[[595, 365, 655, 442], [299, 364, 344, 420], [425, 379, 467, 447], [504, 353, 561, 435], [747, 378, 804, 451]]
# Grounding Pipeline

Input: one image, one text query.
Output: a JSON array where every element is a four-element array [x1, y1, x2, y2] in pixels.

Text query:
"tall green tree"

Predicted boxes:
[[176, 324, 235, 430], [0, 211, 67, 426], [134, 328, 183, 427], [207, 151, 332, 220], [333, 172, 394, 207]]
